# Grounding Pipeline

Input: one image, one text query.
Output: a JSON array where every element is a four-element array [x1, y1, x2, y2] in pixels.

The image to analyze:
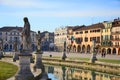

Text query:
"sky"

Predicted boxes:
[[0, 0, 120, 32]]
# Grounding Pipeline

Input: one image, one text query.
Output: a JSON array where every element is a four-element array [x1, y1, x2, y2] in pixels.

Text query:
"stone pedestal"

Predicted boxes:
[[15, 53, 34, 80], [90, 53, 97, 63], [34, 52, 44, 69], [13, 52, 19, 62], [90, 40, 97, 63], [0, 51, 3, 59], [62, 52, 67, 60]]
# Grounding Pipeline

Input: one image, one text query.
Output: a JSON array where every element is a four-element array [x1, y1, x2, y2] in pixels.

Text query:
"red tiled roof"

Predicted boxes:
[[74, 23, 104, 31]]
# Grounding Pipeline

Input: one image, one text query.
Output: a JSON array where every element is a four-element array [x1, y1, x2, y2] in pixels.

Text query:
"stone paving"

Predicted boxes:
[[42, 51, 120, 60]]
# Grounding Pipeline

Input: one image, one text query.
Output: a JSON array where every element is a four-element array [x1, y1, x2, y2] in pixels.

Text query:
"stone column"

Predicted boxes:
[[15, 53, 34, 80], [13, 52, 19, 62], [33, 51, 44, 69], [90, 40, 97, 63], [0, 51, 3, 59]]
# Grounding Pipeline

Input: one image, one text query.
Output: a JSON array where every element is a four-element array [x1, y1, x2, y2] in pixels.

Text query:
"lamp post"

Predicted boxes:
[[0, 39, 3, 59]]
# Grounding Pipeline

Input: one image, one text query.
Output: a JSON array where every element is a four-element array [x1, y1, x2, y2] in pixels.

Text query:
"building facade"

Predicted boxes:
[[0, 26, 37, 52], [111, 19, 120, 55], [41, 31, 54, 51], [54, 27, 68, 51], [70, 23, 104, 53]]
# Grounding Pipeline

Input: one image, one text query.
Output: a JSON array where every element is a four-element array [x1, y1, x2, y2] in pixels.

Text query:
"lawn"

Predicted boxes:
[[0, 61, 18, 80], [43, 56, 120, 64]]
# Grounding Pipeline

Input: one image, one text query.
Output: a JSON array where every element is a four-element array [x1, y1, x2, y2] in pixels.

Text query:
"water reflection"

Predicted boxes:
[[45, 65, 120, 80]]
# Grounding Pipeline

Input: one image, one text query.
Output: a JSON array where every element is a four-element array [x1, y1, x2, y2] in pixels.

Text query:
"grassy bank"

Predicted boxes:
[[43, 56, 120, 64], [0, 61, 18, 80]]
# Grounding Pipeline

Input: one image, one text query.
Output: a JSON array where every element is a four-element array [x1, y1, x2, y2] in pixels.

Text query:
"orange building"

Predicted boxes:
[[69, 23, 104, 53]]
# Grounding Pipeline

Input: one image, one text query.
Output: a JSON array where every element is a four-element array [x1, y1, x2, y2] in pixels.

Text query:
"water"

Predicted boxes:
[[45, 65, 120, 80]]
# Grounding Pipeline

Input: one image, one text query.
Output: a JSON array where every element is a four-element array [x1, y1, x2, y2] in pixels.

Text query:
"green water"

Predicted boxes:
[[44, 65, 120, 80]]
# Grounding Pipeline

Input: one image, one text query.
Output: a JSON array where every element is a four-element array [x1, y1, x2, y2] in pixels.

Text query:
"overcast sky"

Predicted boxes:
[[0, 0, 120, 32]]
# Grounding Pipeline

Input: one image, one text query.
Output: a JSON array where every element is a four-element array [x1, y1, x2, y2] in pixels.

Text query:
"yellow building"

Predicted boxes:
[[111, 19, 120, 55], [101, 21, 112, 54], [70, 23, 104, 53]]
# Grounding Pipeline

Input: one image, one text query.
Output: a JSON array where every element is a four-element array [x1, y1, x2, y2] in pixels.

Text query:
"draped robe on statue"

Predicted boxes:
[[22, 18, 31, 51]]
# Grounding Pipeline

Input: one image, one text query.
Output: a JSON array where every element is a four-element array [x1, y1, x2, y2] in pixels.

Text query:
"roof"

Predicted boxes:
[[0, 26, 23, 32], [0, 26, 36, 33], [72, 25, 86, 31], [112, 20, 120, 27], [74, 23, 104, 31]]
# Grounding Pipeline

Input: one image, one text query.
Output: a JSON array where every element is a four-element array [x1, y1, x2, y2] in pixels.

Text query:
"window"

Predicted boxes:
[[85, 31, 88, 33], [75, 32, 79, 34], [97, 29, 100, 32], [10, 37, 12, 40], [85, 37, 88, 42], [80, 31, 83, 34], [90, 37, 92, 41], [75, 38, 81, 44], [96, 37, 100, 43], [6, 32, 7, 35], [0, 32, 2, 35], [6, 37, 7, 41]]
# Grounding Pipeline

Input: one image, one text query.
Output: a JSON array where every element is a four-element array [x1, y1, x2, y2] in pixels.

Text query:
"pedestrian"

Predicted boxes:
[[103, 52, 106, 57], [101, 52, 103, 57]]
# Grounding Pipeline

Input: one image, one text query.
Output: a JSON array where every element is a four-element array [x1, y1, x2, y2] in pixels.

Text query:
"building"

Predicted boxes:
[[54, 27, 68, 51], [101, 21, 112, 54], [70, 23, 104, 53], [0, 26, 37, 51], [41, 31, 54, 51], [111, 18, 120, 55]]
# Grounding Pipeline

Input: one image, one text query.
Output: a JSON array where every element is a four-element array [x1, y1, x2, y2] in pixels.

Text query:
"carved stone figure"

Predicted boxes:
[[36, 31, 41, 51], [13, 41, 17, 51], [21, 17, 31, 50]]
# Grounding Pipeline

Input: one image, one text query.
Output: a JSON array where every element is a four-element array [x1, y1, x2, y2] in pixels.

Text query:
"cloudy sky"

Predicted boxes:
[[0, 0, 120, 32]]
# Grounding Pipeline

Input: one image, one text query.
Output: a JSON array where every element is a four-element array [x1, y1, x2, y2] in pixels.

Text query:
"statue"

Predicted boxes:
[[13, 41, 17, 51], [21, 17, 31, 51], [36, 31, 41, 51]]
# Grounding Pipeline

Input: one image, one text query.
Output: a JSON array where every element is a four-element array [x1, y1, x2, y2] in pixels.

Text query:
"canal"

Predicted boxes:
[[44, 64, 120, 80]]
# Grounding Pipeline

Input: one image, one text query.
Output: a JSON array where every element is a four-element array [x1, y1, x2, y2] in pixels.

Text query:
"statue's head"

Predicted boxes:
[[38, 31, 40, 34], [23, 17, 28, 23]]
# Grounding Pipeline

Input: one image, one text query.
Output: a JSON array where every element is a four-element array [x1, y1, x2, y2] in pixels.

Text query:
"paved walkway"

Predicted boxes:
[[42, 51, 120, 60], [4, 51, 120, 60]]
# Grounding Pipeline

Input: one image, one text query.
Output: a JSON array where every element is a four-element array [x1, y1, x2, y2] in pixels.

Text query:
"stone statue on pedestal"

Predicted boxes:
[[90, 39, 97, 63], [13, 41, 19, 62], [36, 31, 41, 52], [15, 17, 34, 80], [21, 17, 31, 51], [62, 41, 67, 60]]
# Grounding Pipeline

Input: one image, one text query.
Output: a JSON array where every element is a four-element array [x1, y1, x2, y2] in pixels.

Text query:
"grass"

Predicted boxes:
[[98, 59, 120, 64], [43, 56, 120, 64], [0, 61, 18, 80]]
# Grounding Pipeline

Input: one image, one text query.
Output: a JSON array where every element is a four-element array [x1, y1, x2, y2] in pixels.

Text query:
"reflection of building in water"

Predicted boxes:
[[70, 69, 120, 80], [45, 65, 120, 80]]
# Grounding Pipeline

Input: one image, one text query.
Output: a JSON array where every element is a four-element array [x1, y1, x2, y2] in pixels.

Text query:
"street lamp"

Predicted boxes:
[[0, 39, 3, 59]]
